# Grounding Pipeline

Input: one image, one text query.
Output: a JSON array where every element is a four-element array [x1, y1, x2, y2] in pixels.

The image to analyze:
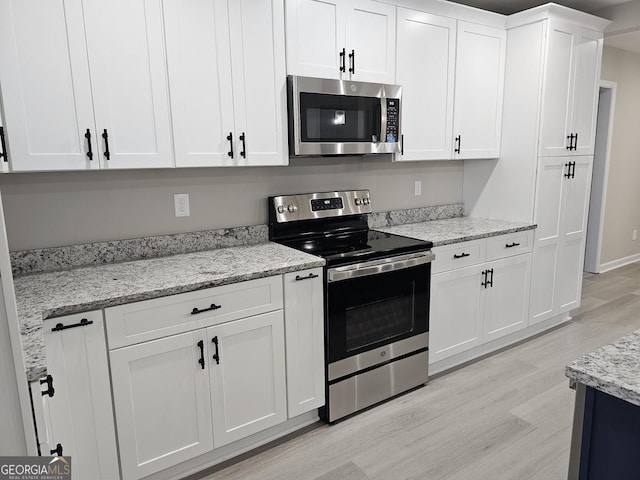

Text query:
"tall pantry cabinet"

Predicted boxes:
[[463, 5, 609, 325]]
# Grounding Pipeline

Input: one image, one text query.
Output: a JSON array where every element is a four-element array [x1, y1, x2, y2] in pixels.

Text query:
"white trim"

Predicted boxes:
[[598, 252, 640, 273], [585, 80, 616, 273]]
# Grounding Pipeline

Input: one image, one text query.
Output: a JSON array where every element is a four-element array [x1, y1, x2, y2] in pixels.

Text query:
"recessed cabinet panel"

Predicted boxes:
[[453, 22, 506, 159], [208, 311, 287, 447], [534, 158, 565, 241], [0, 0, 98, 171], [164, 0, 235, 167], [83, 0, 173, 169], [110, 330, 214, 479], [395, 9, 456, 161]]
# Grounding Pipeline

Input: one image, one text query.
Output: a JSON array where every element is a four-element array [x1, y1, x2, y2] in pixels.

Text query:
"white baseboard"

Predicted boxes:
[[598, 253, 640, 273]]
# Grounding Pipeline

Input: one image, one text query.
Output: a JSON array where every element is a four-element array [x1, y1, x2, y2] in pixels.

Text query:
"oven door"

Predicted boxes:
[[326, 252, 433, 367]]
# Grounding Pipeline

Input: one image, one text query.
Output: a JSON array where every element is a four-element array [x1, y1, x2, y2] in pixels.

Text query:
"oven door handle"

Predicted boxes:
[[327, 252, 435, 283]]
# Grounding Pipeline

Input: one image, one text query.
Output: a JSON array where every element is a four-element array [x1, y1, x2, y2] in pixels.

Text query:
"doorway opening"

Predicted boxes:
[[584, 81, 616, 274]]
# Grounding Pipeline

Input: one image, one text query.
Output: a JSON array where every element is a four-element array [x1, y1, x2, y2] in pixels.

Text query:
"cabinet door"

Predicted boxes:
[[430, 264, 484, 363], [482, 255, 531, 342], [83, 0, 173, 169], [539, 22, 576, 157], [571, 29, 603, 156], [285, 0, 346, 79], [208, 311, 287, 447], [163, 0, 235, 167], [110, 330, 214, 480], [452, 21, 506, 160], [530, 157, 566, 324], [228, 0, 288, 166], [283, 269, 325, 418], [42, 312, 119, 480], [0, 0, 98, 171], [395, 9, 456, 161], [345, 0, 396, 83], [557, 157, 592, 312]]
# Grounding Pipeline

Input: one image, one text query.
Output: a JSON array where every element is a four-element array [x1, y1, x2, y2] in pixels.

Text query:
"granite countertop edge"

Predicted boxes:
[[429, 224, 537, 247]]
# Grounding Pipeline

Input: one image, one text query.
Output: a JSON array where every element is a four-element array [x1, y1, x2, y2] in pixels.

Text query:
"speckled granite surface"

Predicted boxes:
[[10, 225, 268, 276], [15, 243, 324, 382], [367, 203, 463, 229], [377, 217, 536, 247], [566, 330, 640, 406]]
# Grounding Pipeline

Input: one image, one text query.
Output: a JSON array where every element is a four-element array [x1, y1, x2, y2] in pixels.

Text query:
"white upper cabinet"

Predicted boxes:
[[395, 9, 456, 161], [539, 22, 603, 157], [0, 0, 99, 171], [83, 0, 173, 169], [165, 0, 287, 167], [285, 0, 396, 83], [453, 21, 506, 160]]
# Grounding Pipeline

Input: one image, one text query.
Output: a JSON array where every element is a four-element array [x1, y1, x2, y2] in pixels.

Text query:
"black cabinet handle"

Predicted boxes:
[[453, 252, 470, 259], [482, 268, 494, 288], [348, 49, 355, 74], [51, 318, 93, 332], [339, 48, 346, 73], [227, 132, 234, 158], [50, 444, 63, 457], [295, 273, 319, 281], [505, 242, 521, 248], [212, 336, 220, 364], [481, 270, 488, 288], [84, 129, 93, 160], [564, 162, 572, 178], [239, 132, 246, 158], [401, 134, 404, 155], [489, 268, 494, 287], [573, 133, 578, 151], [0, 126, 7, 162], [40, 375, 54, 398], [454, 135, 461, 154], [197, 340, 205, 369], [191, 303, 221, 315], [102, 129, 111, 160], [570, 161, 576, 179]]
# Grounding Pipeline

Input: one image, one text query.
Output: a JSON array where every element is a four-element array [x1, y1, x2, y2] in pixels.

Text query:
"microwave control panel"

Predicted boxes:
[[385, 99, 400, 143]]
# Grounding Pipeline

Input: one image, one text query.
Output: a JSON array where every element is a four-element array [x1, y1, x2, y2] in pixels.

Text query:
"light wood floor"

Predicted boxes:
[[197, 263, 640, 480]]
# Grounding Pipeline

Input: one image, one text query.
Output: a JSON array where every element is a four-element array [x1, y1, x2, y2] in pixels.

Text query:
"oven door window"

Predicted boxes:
[[327, 263, 430, 363], [299, 93, 382, 143]]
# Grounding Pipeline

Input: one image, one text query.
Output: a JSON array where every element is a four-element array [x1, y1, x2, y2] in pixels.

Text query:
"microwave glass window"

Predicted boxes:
[[299, 93, 381, 142]]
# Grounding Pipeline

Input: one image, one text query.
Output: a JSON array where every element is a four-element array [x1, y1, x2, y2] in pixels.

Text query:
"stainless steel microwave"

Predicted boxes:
[[287, 76, 402, 156]]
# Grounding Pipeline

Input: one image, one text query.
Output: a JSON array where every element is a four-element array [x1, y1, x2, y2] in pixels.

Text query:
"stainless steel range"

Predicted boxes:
[[268, 190, 434, 422]]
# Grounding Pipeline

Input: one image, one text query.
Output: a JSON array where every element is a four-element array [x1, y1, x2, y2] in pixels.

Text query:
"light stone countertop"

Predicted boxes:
[[14, 242, 325, 382], [566, 330, 640, 406], [377, 216, 536, 246]]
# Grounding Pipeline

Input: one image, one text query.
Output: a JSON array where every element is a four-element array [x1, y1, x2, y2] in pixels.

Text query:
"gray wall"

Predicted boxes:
[[0, 157, 463, 251], [600, 46, 640, 264]]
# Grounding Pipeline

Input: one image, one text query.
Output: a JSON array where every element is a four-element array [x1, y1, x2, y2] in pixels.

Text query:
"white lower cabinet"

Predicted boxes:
[[32, 311, 119, 480], [208, 311, 287, 447], [430, 234, 532, 364], [109, 330, 214, 480]]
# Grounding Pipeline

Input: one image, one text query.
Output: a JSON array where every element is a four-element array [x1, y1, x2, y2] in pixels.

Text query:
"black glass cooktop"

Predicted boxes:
[[280, 229, 432, 267]]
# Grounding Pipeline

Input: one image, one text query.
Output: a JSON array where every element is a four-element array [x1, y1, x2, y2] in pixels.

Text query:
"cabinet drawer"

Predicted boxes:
[[485, 230, 534, 261], [432, 240, 486, 274], [105, 276, 283, 349]]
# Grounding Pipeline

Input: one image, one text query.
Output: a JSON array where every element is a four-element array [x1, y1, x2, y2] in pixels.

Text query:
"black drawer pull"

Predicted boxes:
[[212, 336, 220, 364], [454, 135, 461, 154], [40, 375, 54, 397], [50, 443, 63, 457], [102, 129, 111, 160], [239, 132, 246, 158], [295, 273, 319, 281], [505, 242, 521, 248], [226, 132, 234, 158], [453, 252, 470, 259], [85, 129, 93, 160], [0, 126, 7, 162], [191, 303, 221, 315], [339, 48, 346, 73], [348, 49, 355, 74], [51, 318, 93, 332], [197, 340, 205, 369]]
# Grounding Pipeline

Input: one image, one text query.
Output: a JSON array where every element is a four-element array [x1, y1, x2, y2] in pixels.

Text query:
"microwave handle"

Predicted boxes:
[[376, 101, 383, 143]]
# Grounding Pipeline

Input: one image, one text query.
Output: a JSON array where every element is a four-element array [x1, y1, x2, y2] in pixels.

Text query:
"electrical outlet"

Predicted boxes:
[[414, 180, 422, 196], [633, 229, 637, 241], [174, 194, 190, 217]]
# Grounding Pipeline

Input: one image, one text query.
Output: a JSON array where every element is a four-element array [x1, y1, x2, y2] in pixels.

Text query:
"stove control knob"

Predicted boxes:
[[355, 198, 362, 206], [287, 204, 298, 213], [276, 205, 286, 214], [363, 198, 370, 205]]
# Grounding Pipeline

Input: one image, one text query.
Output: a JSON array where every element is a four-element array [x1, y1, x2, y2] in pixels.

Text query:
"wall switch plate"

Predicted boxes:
[[633, 229, 637, 241], [414, 180, 422, 196], [174, 194, 190, 217]]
